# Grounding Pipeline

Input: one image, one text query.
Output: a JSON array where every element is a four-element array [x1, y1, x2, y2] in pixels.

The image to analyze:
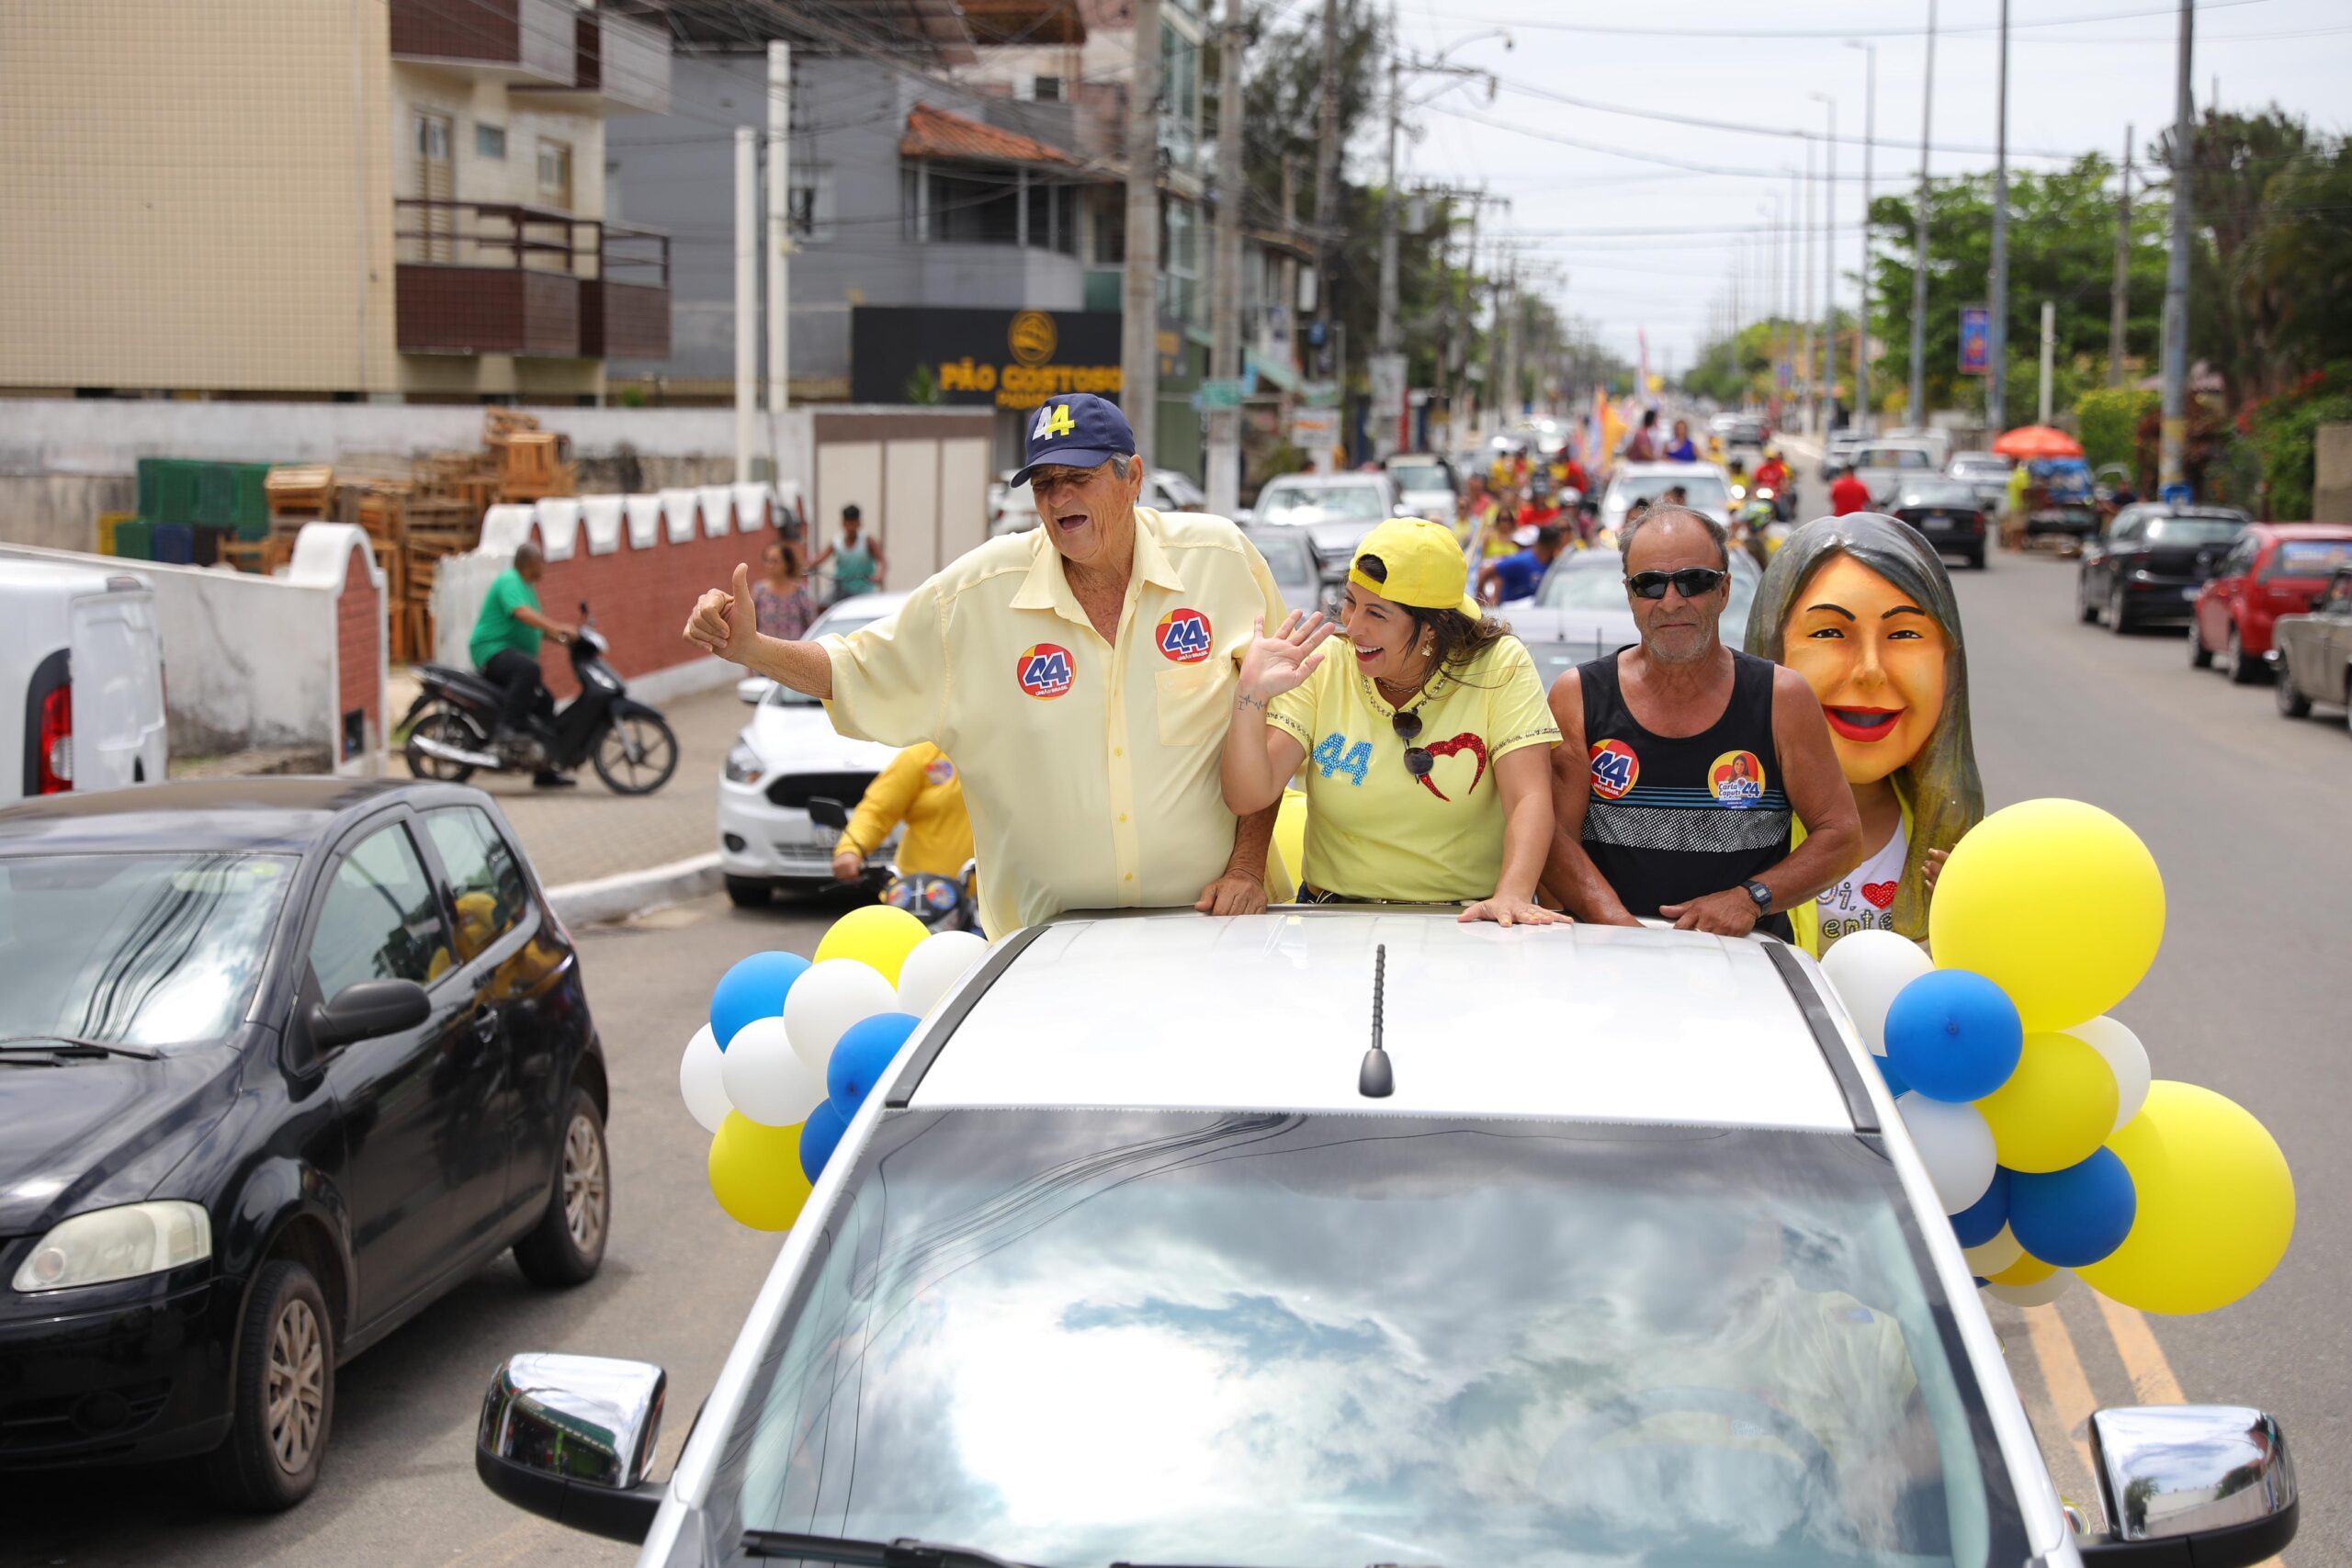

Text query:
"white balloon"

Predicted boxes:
[[1896, 1092, 1998, 1215], [783, 958, 899, 1073], [1962, 1224, 2026, 1279], [2064, 1015, 2152, 1134], [678, 1024, 732, 1134], [1819, 929, 1935, 1055], [718, 1016, 828, 1127], [1985, 1269, 2075, 1308], [894, 931, 989, 1018]]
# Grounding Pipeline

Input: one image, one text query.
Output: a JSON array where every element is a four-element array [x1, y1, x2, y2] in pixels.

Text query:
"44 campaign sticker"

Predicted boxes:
[[1155, 607, 1213, 663], [1588, 739, 1639, 801], [1015, 643, 1076, 699]]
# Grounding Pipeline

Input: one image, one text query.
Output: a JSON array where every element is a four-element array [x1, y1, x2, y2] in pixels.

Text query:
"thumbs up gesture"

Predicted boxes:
[[685, 562, 759, 664]]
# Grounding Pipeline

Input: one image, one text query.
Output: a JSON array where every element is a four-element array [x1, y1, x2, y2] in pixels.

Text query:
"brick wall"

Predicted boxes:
[[525, 513, 763, 700], [335, 539, 382, 756]]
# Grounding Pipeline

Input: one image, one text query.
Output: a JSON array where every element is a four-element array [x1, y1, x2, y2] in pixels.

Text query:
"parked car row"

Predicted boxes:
[[2076, 505, 2352, 730]]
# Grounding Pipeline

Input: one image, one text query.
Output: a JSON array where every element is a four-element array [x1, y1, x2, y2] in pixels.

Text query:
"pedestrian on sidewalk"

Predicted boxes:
[[810, 503, 885, 604], [685, 392, 1289, 938], [751, 536, 817, 642]]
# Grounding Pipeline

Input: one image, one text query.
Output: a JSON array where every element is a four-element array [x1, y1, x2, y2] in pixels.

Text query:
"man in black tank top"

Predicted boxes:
[[1539, 505, 1862, 939]]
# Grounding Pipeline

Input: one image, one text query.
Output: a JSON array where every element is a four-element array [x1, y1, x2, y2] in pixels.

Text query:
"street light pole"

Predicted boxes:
[[2109, 124, 2133, 389], [1800, 132, 1815, 434], [2160, 0, 2193, 497], [1847, 40, 1875, 434], [1908, 0, 1937, 430], [1813, 93, 1837, 433], [1988, 0, 2009, 436], [1121, 0, 1163, 473], [1207, 0, 1246, 517]]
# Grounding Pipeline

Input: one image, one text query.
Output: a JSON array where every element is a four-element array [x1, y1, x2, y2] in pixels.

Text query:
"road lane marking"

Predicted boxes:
[[2023, 1302, 2100, 1485]]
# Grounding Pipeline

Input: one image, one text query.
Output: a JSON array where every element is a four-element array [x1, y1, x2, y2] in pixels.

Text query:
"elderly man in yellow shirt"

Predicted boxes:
[[685, 392, 1288, 938]]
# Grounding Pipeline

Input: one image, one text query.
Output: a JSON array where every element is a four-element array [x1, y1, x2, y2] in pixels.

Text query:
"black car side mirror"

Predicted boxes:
[[806, 796, 850, 831], [310, 979, 430, 1052]]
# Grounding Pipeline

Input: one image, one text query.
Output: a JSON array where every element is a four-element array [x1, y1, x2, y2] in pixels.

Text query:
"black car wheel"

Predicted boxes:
[[514, 1088, 609, 1287], [592, 712, 679, 795], [404, 706, 482, 784], [2108, 585, 2132, 635], [2188, 620, 2214, 669], [2224, 625, 2265, 685], [724, 874, 773, 908], [204, 1258, 334, 1511], [2275, 651, 2312, 717]]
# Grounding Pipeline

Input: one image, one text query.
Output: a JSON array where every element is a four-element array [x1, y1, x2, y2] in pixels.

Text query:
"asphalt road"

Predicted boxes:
[[6, 514, 2345, 1566]]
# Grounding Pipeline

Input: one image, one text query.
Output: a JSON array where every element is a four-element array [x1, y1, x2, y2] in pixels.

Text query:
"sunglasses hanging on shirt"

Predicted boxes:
[[1392, 708, 1433, 779], [1625, 567, 1729, 601]]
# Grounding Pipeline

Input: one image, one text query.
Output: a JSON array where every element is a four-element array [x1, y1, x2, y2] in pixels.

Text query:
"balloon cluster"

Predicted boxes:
[[1824, 798, 2293, 1315], [678, 908, 988, 1231]]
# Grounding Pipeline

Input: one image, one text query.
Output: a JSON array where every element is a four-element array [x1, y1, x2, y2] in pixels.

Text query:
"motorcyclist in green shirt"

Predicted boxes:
[[469, 541, 579, 787]]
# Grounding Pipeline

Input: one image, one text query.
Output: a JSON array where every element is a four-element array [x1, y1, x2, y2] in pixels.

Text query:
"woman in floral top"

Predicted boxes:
[[750, 536, 816, 642]]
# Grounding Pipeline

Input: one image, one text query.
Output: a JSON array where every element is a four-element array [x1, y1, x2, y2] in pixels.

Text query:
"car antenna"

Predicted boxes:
[[1358, 943, 1394, 1099]]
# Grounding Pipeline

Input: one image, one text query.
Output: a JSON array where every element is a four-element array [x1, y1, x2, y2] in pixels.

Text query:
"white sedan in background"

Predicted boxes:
[[715, 593, 908, 907], [1599, 461, 1733, 538]]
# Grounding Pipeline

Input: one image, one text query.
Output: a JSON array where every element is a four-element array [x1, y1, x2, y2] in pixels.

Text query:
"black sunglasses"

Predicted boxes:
[[1625, 567, 1729, 600], [1393, 709, 1433, 778]]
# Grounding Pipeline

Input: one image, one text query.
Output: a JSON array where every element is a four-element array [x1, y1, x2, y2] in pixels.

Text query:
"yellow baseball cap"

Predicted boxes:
[[1348, 516, 1482, 618]]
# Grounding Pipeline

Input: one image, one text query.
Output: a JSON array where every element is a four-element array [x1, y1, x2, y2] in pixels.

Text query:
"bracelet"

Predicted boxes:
[[1234, 692, 1269, 713]]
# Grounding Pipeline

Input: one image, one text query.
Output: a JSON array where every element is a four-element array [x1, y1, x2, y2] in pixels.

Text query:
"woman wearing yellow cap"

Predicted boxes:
[[1221, 516, 1562, 923]]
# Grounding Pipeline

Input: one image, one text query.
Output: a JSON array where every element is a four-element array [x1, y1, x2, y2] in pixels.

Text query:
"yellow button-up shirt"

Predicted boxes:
[[820, 506, 1291, 937]]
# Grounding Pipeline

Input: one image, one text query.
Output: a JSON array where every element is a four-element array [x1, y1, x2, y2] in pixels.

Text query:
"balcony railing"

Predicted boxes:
[[394, 200, 669, 360]]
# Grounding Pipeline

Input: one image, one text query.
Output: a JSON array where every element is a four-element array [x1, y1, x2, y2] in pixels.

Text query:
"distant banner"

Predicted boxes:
[[1959, 305, 1992, 377]]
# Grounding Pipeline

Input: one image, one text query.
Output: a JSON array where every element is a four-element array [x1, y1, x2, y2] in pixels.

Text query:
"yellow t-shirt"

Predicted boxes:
[[1266, 635, 1561, 901], [835, 742, 974, 879]]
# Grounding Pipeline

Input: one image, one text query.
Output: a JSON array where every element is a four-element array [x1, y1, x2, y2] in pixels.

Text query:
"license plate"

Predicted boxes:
[[2184, 586, 2201, 600]]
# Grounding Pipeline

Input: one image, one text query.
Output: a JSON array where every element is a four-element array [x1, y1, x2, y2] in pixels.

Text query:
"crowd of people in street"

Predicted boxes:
[[684, 391, 1945, 953]]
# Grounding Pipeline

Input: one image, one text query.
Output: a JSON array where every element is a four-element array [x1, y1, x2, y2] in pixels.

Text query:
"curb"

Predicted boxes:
[[548, 852, 723, 928]]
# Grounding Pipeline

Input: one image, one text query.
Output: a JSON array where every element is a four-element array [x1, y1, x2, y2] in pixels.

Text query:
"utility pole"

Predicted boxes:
[[1207, 0, 1246, 516], [1498, 256, 1519, 428], [1908, 0, 1937, 430], [2039, 300, 2056, 424], [733, 127, 755, 481], [1313, 0, 1339, 392], [764, 41, 790, 467], [1373, 45, 1404, 457], [1987, 0, 2009, 436], [2159, 0, 2192, 497], [1121, 0, 1162, 471], [2109, 125, 2133, 388], [1800, 133, 1815, 432], [1814, 94, 1837, 431], [1848, 39, 1875, 434]]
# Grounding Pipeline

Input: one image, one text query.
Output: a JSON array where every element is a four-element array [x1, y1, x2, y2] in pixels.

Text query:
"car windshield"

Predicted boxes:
[[1539, 559, 1637, 610], [1389, 464, 1452, 492], [766, 611, 883, 706], [1246, 529, 1318, 589], [1611, 471, 1731, 512], [2269, 540, 2352, 579], [1258, 483, 1386, 523], [1949, 457, 2006, 478], [0, 852, 294, 1048], [713, 1109, 2022, 1568], [1898, 482, 1979, 508], [2143, 517, 2244, 544], [1860, 448, 1935, 470]]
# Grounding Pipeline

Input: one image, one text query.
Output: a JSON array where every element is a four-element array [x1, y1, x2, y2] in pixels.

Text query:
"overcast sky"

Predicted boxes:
[[1376, 0, 2352, 368]]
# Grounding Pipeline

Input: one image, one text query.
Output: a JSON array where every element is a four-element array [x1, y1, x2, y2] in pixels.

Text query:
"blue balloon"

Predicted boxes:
[[710, 951, 811, 1050], [798, 1100, 850, 1183], [2008, 1148, 2136, 1269], [829, 1012, 922, 1113], [1883, 969, 2023, 1104], [1870, 1052, 1912, 1100], [1949, 1167, 2012, 1248]]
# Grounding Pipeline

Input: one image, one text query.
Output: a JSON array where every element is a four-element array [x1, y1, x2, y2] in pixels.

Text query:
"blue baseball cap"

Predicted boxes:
[[1011, 393, 1136, 489]]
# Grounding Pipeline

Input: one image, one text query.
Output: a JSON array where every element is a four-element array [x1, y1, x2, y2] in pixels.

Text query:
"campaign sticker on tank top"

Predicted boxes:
[[1589, 739, 1639, 801], [1015, 643, 1075, 700], [1154, 607, 1214, 663], [1708, 750, 1769, 807], [923, 755, 956, 786]]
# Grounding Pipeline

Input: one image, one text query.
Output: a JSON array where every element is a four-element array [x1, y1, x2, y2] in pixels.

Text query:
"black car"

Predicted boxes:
[[2078, 504, 2250, 633], [0, 779, 610, 1509], [1887, 479, 1990, 570]]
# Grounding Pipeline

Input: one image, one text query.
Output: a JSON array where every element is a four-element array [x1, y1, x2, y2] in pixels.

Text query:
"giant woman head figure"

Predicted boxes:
[[1744, 513, 1984, 942]]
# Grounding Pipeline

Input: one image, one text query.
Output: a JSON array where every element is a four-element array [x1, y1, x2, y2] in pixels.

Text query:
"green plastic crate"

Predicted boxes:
[[230, 463, 271, 527], [144, 459, 201, 524], [113, 519, 154, 560], [193, 463, 237, 525]]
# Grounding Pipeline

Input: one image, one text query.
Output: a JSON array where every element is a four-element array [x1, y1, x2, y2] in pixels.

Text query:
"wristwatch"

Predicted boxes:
[[1740, 878, 1774, 914]]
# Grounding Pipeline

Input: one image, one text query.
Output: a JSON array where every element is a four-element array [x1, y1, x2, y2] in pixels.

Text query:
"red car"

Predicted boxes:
[[2188, 524, 2352, 683]]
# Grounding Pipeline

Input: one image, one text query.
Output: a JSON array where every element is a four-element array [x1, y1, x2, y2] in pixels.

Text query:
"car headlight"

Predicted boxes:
[[13, 1201, 211, 1292], [724, 741, 765, 785]]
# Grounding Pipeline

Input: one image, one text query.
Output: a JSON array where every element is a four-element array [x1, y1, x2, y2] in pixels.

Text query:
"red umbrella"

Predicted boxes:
[[1993, 424, 2085, 460]]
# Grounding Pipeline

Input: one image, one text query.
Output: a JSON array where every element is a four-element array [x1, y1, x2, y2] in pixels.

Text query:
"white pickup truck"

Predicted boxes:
[[0, 560, 167, 803]]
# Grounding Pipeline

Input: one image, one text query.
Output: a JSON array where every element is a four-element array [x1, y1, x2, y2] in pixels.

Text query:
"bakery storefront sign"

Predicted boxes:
[[851, 306, 1124, 412]]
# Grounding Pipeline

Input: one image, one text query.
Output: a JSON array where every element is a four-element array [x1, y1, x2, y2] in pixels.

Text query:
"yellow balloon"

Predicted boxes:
[[1273, 787, 1309, 892], [2078, 1081, 2294, 1315], [707, 1112, 814, 1232], [1985, 1252, 2056, 1288], [1976, 1032, 2120, 1173], [814, 904, 931, 987], [1928, 799, 2165, 1032]]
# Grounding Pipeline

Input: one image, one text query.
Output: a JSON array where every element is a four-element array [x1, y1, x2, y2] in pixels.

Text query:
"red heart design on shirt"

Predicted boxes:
[[1416, 733, 1488, 801], [1860, 880, 1898, 910]]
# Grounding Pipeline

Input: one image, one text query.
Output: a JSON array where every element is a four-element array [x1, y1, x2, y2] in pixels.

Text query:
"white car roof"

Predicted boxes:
[[909, 910, 1856, 1133], [808, 591, 910, 634], [1609, 461, 1728, 482]]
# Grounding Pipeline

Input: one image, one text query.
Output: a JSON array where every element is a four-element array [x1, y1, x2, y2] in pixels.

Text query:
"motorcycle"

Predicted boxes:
[[401, 604, 680, 794], [807, 796, 981, 932]]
